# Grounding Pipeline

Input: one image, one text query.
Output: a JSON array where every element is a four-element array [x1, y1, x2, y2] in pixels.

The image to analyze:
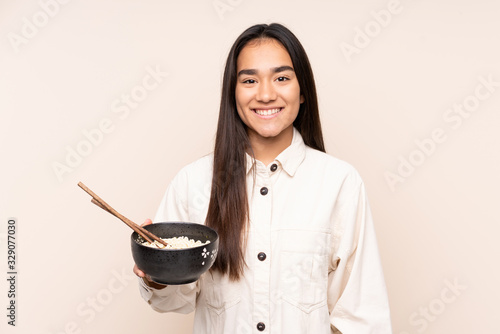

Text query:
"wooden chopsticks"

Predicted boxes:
[[77, 182, 168, 247]]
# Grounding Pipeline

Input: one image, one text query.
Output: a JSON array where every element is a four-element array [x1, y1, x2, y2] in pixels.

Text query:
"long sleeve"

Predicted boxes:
[[138, 277, 199, 314], [328, 179, 392, 333], [137, 174, 200, 314]]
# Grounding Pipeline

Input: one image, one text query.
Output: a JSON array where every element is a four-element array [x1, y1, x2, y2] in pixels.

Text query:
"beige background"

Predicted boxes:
[[1, 1, 499, 333]]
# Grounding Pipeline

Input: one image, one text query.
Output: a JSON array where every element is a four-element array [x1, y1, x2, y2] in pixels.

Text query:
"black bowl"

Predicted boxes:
[[131, 222, 219, 285]]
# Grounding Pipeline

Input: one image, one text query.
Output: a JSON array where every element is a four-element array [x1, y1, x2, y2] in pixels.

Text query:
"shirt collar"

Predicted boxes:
[[245, 127, 306, 177]]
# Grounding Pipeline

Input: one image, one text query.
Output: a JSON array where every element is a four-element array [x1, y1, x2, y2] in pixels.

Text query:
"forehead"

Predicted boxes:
[[237, 39, 293, 70]]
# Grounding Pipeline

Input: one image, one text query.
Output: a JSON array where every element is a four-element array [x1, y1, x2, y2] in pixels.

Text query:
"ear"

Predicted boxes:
[[300, 94, 305, 104]]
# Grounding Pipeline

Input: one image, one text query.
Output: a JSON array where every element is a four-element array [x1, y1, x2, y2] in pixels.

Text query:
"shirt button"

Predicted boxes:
[[270, 163, 278, 172], [260, 187, 268, 196], [257, 322, 265, 331], [257, 252, 267, 261]]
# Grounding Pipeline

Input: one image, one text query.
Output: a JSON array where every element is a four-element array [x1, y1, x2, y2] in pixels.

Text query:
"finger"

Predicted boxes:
[[133, 264, 145, 278], [141, 219, 152, 227]]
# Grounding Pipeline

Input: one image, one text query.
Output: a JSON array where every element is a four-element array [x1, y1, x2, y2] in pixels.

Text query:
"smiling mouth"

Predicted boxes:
[[252, 108, 283, 116]]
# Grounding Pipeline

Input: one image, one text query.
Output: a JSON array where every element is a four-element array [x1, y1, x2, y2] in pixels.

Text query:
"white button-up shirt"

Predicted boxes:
[[138, 128, 392, 333]]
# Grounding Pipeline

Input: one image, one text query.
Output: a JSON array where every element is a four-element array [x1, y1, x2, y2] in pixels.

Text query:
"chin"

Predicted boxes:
[[255, 128, 283, 139]]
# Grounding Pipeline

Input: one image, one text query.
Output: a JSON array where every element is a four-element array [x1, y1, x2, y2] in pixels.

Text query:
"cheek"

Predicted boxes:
[[285, 81, 301, 96], [235, 87, 251, 107], [285, 85, 302, 108], [234, 90, 248, 121], [237, 108, 246, 122]]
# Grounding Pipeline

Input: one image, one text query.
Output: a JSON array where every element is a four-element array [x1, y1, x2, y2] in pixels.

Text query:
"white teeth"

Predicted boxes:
[[254, 108, 282, 116]]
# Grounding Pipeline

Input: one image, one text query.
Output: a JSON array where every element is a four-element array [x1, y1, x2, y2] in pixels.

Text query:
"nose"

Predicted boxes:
[[256, 80, 277, 102]]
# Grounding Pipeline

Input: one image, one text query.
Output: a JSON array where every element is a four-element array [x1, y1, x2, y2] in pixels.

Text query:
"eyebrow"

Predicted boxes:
[[237, 65, 295, 77]]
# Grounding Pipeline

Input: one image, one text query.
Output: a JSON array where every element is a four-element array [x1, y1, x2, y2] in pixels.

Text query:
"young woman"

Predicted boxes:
[[134, 23, 392, 333]]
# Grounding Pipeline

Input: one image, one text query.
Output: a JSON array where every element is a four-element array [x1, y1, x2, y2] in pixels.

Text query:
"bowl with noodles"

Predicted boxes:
[[131, 222, 219, 285]]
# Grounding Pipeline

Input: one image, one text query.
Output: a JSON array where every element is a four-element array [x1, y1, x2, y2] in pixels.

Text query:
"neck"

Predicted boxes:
[[247, 126, 294, 165]]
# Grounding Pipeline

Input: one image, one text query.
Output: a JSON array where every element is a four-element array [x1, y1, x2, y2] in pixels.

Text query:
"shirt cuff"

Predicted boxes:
[[138, 277, 154, 302]]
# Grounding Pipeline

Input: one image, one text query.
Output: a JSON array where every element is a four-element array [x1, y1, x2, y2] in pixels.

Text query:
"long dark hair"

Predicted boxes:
[[206, 23, 325, 280]]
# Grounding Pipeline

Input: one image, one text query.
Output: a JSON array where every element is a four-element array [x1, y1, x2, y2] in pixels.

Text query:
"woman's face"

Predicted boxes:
[[235, 38, 304, 144]]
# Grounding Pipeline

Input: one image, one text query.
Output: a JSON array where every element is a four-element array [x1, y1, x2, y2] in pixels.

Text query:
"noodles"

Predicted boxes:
[[141, 236, 210, 249]]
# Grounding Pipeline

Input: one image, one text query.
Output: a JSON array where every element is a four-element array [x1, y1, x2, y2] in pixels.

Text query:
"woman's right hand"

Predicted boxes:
[[133, 219, 167, 289]]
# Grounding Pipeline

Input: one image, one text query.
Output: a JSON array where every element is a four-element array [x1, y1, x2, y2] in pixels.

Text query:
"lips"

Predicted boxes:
[[252, 108, 283, 116]]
